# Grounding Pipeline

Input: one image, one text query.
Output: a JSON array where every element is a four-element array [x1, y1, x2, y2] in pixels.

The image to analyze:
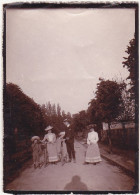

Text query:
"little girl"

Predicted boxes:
[[59, 132, 68, 166], [31, 136, 41, 169]]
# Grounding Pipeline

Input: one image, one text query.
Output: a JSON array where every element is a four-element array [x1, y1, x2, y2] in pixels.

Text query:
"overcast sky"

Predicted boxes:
[[6, 8, 135, 114]]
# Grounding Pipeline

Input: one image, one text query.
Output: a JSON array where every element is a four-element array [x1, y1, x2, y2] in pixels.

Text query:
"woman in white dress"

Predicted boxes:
[[84, 127, 102, 165], [42, 126, 59, 164]]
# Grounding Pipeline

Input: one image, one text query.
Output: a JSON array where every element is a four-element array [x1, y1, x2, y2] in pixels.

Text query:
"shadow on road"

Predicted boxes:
[[64, 175, 88, 191]]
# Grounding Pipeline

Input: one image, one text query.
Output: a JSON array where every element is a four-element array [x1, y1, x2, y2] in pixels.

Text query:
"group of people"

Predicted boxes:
[[31, 119, 102, 169]]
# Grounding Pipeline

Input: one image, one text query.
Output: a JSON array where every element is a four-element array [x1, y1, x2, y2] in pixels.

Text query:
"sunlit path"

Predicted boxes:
[[6, 141, 134, 191]]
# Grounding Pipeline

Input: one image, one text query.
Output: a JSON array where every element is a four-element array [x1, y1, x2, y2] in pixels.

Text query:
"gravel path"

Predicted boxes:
[[6, 141, 134, 191]]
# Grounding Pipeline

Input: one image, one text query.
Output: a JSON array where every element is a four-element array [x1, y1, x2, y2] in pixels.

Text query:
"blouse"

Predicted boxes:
[[42, 133, 56, 143], [87, 131, 99, 145]]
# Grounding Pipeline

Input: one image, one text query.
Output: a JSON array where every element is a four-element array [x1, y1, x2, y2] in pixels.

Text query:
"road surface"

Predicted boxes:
[[6, 141, 134, 191]]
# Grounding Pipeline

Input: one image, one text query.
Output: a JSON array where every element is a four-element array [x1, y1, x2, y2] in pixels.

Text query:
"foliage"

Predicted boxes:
[[94, 78, 125, 123], [116, 86, 135, 121], [40, 102, 72, 135], [123, 35, 136, 99], [5, 83, 47, 138], [72, 110, 89, 133]]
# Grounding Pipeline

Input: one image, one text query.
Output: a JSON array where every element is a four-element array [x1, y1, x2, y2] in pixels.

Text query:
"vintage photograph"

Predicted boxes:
[[4, 2, 138, 193]]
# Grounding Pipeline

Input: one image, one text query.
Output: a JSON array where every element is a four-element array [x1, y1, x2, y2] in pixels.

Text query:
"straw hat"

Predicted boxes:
[[59, 131, 65, 139], [59, 131, 65, 136], [31, 136, 40, 142], [45, 125, 53, 132]]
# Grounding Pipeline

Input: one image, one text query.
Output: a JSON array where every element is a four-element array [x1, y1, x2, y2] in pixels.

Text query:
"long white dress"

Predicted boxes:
[[85, 131, 102, 163], [42, 133, 59, 162]]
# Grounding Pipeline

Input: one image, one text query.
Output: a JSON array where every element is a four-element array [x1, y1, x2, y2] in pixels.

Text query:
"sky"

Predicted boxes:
[[6, 8, 135, 114]]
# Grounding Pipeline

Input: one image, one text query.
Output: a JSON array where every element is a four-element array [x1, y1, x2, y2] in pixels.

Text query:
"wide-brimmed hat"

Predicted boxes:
[[59, 131, 65, 139], [31, 136, 40, 142], [45, 125, 53, 131], [59, 131, 65, 136], [63, 119, 70, 123]]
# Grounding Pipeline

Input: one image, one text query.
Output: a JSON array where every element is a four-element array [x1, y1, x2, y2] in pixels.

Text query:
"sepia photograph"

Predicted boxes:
[[3, 2, 138, 193]]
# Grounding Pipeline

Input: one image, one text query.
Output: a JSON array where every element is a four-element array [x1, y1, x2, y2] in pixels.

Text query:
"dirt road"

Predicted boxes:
[[6, 141, 134, 191]]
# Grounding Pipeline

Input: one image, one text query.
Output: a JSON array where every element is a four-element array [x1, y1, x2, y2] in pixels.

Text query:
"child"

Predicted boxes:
[[31, 136, 41, 169], [60, 138, 68, 166], [59, 132, 68, 166]]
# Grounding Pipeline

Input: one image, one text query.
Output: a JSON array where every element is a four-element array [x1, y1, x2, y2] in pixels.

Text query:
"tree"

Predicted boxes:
[[87, 99, 103, 139], [72, 110, 89, 135], [94, 78, 125, 153], [62, 110, 66, 119], [123, 35, 136, 99], [67, 112, 72, 122], [117, 86, 135, 122], [57, 103, 61, 116]]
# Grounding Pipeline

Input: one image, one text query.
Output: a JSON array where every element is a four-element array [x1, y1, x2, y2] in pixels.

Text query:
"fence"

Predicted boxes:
[[101, 122, 136, 149]]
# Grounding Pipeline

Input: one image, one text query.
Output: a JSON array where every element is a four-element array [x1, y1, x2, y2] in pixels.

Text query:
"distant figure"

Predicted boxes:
[[42, 126, 59, 164], [64, 175, 88, 191], [31, 136, 41, 169], [57, 131, 68, 165], [84, 127, 102, 165], [63, 119, 76, 163]]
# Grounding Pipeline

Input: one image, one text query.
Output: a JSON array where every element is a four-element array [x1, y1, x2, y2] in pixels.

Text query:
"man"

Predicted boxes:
[[63, 119, 76, 163]]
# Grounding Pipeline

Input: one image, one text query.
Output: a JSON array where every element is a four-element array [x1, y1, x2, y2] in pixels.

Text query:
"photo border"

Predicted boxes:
[[3, 2, 139, 194]]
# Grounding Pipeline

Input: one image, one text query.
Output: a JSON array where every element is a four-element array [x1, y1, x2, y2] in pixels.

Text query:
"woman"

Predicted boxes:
[[84, 127, 102, 165], [42, 126, 59, 164]]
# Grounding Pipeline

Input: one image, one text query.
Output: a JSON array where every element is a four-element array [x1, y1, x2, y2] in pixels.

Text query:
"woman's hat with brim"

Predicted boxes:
[[63, 119, 70, 123], [59, 131, 65, 139], [59, 131, 65, 136], [45, 125, 53, 132], [31, 136, 40, 142]]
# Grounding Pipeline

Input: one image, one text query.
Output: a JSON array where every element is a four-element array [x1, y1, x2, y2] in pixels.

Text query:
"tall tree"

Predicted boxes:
[[57, 103, 61, 116], [94, 78, 125, 152], [123, 35, 136, 99], [62, 110, 66, 119], [117, 86, 135, 121]]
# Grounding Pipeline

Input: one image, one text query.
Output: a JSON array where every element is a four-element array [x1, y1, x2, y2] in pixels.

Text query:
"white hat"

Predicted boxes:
[[45, 125, 53, 131], [59, 131, 65, 136], [31, 136, 40, 142], [59, 131, 65, 139]]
